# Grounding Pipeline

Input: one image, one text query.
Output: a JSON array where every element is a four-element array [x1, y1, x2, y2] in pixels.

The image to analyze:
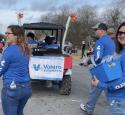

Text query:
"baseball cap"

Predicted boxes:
[[107, 28, 115, 35], [92, 23, 107, 31], [82, 40, 85, 44]]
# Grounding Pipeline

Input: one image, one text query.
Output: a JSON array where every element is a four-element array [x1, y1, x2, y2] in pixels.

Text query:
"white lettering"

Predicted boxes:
[[115, 82, 125, 89], [1, 60, 5, 66], [97, 45, 101, 50]]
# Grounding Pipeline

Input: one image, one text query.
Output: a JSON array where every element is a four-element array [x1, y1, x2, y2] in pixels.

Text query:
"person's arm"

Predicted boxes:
[[97, 81, 107, 89], [92, 76, 125, 91], [88, 41, 104, 65], [94, 41, 104, 64], [0, 49, 11, 76], [105, 53, 125, 91], [91, 77, 108, 89], [91, 77, 118, 91]]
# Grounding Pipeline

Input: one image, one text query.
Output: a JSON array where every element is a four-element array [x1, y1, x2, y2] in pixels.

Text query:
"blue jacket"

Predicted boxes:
[[44, 44, 59, 49], [98, 49, 125, 99], [27, 38, 37, 45], [0, 45, 30, 84], [88, 35, 116, 64]]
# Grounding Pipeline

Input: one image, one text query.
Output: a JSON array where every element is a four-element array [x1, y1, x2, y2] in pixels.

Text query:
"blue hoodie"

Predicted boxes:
[[88, 35, 116, 64], [98, 49, 125, 99], [0, 45, 30, 84]]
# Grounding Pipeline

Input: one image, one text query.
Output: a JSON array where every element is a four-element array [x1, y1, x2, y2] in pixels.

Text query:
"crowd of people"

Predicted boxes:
[[0, 21, 124, 115]]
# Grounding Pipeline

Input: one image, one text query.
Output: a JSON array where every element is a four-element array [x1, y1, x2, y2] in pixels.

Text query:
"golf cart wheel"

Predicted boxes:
[[59, 75, 71, 95]]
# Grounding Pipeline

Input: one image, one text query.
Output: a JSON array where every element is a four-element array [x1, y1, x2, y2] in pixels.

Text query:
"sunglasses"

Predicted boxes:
[[117, 31, 125, 36], [5, 32, 14, 35]]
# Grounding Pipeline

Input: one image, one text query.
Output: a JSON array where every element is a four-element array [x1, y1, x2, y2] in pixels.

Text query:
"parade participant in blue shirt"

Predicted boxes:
[[92, 22, 125, 115], [1, 25, 32, 115], [44, 35, 59, 49], [27, 32, 37, 45], [80, 23, 116, 115]]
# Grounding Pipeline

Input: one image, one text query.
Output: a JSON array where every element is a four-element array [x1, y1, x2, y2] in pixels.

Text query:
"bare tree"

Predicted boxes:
[[41, 5, 71, 26], [41, 13, 54, 23], [116, 0, 125, 7], [77, 5, 98, 30], [40, 5, 100, 47], [102, 6, 124, 29], [76, 5, 98, 44], [54, 5, 71, 25]]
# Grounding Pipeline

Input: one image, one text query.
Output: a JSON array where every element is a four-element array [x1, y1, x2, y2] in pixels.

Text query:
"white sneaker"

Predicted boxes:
[[80, 104, 93, 115]]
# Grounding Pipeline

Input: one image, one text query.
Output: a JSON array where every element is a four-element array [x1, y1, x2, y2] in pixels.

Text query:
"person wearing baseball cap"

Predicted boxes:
[[92, 23, 108, 39], [80, 23, 116, 115], [92, 23, 108, 31]]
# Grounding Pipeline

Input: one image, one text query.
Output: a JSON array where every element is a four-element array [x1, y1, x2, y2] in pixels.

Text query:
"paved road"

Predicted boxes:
[[0, 60, 106, 115]]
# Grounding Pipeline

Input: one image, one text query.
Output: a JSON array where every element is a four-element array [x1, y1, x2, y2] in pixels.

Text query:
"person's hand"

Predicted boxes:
[[91, 77, 99, 87]]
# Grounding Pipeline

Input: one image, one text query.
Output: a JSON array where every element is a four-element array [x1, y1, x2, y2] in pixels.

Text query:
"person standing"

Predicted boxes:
[[26, 32, 37, 45], [44, 35, 59, 49], [79, 41, 86, 66], [91, 22, 125, 115], [80, 23, 116, 115], [1, 25, 32, 115], [81, 40, 86, 58]]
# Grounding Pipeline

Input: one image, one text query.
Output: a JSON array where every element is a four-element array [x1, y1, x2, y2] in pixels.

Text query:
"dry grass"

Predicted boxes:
[[72, 54, 81, 60]]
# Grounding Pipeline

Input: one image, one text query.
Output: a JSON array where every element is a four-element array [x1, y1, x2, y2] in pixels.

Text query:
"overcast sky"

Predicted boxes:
[[0, 0, 114, 33]]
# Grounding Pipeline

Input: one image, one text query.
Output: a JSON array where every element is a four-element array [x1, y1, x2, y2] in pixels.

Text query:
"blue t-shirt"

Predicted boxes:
[[44, 44, 59, 49], [98, 49, 125, 99], [27, 38, 37, 45], [0, 45, 30, 84], [88, 35, 116, 64]]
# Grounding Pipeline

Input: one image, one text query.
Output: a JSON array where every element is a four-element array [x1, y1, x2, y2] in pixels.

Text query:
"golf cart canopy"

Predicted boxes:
[[23, 22, 65, 30], [23, 22, 65, 55]]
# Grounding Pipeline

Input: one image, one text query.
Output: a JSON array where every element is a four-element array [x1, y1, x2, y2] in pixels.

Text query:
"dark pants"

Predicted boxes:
[[1, 82, 32, 115]]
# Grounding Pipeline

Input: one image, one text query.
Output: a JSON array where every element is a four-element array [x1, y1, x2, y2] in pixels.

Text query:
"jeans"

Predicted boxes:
[[85, 85, 104, 113], [1, 82, 32, 115], [107, 99, 125, 115]]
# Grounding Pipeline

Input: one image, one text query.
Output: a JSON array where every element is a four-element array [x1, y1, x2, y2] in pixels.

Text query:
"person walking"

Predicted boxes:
[[91, 22, 125, 115], [80, 23, 116, 115], [81, 40, 86, 58], [1, 25, 32, 115]]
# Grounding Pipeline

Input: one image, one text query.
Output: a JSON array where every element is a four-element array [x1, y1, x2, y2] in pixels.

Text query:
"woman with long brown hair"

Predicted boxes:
[[1, 25, 32, 115], [91, 22, 125, 115]]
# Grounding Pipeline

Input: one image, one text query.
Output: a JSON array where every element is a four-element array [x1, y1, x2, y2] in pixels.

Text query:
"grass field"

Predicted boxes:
[[72, 54, 81, 60], [71, 50, 82, 61]]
